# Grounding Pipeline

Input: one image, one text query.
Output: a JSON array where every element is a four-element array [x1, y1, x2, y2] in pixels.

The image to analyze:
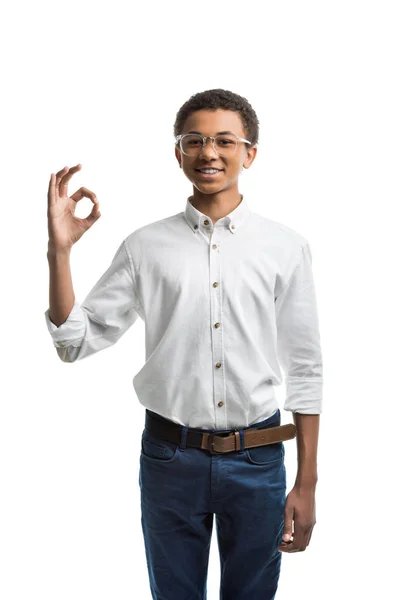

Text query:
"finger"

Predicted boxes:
[[278, 535, 304, 552], [282, 506, 294, 543], [278, 536, 294, 552], [59, 163, 82, 198], [297, 520, 316, 549], [47, 172, 56, 208], [304, 524, 315, 548], [83, 200, 101, 227], [54, 166, 70, 200], [280, 521, 315, 552], [278, 541, 291, 552], [278, 542, 294, 552], [279, 542, 301, 553], [55, 165, 69, 191], [55, 165, 69, 179], [284, 526, 310, 552], [70, 186, 98, 205]]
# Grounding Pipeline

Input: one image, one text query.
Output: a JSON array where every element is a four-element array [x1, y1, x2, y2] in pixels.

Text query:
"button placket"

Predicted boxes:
[[197, 218, 213, 244], [209, 232, 225, 428]]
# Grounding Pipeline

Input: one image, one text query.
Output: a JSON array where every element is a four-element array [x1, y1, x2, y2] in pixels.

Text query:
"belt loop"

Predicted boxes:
[[236, 428, 245, 454], [180, 425, 188, 451]]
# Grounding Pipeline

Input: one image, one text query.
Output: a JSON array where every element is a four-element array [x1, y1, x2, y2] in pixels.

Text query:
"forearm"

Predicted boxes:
[[47, 244, 75, 327], [292, 413, 320, 488]]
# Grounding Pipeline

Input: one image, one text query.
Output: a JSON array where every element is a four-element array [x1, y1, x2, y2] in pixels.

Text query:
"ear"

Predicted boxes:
[[243, 145, 258, 169], [175, 146, 182, 168]]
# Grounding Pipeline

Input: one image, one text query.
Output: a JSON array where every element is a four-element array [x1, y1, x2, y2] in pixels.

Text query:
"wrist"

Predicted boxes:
[[47, 243, 72, 258], [295, 473, 318, 489]]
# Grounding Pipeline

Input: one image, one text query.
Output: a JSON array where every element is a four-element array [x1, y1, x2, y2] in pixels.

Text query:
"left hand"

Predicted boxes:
[[278, 484, 316, 552]]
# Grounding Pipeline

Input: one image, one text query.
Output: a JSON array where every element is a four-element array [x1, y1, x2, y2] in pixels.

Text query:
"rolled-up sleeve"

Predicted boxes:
[[44, 238, 142, 363], [275, 242, 323, 414]]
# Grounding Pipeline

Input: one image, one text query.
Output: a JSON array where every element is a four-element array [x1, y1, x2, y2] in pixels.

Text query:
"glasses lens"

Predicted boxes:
[[180, 134, 204, 156], [180, 134, 239, 156], [214, 135, 238, 156]]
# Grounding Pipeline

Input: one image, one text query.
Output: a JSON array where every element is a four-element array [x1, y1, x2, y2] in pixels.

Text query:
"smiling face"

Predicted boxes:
[[175, 109, 257, 199]]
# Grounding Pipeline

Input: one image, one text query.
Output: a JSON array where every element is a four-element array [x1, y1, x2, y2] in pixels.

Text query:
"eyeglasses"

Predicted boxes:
[[175, 133, 252, 157]]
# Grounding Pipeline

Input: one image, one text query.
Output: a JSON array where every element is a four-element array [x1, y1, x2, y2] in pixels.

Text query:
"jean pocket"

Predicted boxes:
[[244, 440, 285, 466], [141, 428, 179, 463]]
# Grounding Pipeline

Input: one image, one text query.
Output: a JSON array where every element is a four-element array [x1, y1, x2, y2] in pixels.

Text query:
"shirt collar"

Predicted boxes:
[[184, 195, 251, 234]]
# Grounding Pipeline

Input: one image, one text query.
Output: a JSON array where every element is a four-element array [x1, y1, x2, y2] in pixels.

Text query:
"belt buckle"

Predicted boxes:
[[206, 430, 235, 454], [207, 433, 229, 454], [207, 433, 218, 454]]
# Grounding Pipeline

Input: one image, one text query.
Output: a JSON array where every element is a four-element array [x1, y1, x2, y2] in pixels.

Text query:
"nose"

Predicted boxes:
[[198, 137, 219, 160]]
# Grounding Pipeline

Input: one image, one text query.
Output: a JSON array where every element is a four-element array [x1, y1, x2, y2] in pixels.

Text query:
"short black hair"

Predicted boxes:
[[173, 88, 259, 147]]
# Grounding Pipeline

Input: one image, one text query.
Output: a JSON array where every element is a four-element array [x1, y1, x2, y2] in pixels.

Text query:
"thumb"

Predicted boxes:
[[87, 201, 101, 223], [282, 505, 294, 542]]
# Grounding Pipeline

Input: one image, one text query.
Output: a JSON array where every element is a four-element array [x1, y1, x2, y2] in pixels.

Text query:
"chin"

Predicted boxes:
[[193, 183, 225, 194]]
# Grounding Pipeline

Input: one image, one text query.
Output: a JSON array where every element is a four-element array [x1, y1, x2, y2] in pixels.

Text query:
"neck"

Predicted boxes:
[[190, 187, 243, 224]]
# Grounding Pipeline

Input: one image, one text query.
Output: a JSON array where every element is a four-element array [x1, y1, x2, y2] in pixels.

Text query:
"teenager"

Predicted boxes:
[[45, 88, 323, 600]]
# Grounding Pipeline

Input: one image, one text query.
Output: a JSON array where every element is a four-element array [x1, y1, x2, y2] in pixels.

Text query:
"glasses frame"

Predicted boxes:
[[175, 133, 252, 156]]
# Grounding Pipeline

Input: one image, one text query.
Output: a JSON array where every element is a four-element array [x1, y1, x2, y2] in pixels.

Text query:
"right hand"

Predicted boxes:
[[47, 164, 101, 252]]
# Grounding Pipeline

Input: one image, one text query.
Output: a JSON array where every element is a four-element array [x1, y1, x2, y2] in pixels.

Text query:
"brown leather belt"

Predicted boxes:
[[145, 410, 297, 455]]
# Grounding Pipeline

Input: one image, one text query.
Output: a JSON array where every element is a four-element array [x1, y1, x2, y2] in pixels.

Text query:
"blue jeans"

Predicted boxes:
[[139, 408, 286, 600]]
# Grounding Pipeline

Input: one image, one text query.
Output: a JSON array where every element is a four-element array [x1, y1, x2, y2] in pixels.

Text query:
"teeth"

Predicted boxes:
[[199, 169, 220, 174]]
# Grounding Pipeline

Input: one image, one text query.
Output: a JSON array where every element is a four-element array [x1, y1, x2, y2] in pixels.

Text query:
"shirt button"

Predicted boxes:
[[213, 282, 219, 287], [216, 362, 222, 368], [194, 224, 198, 229], [214, 322, 221, 328], [231, 224, 235, 229], [218, 401, 224, 407], [212, 244, 217, 249], [204, 219, 209, 225]]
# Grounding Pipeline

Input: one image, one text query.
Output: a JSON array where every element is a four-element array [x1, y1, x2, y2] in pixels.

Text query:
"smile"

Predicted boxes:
[[195, 169, 223, 178]]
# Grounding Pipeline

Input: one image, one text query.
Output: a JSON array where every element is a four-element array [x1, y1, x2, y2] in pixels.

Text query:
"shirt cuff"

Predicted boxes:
[[44, 301, 86, 348], [283, 377, 323, 414]]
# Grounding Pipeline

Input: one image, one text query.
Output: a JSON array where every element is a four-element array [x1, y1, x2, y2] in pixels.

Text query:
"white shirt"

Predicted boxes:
[[44, 196, 323, 429]]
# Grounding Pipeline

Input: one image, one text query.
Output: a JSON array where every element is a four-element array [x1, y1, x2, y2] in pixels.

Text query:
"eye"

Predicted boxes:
[[216, 137, 236, 146]]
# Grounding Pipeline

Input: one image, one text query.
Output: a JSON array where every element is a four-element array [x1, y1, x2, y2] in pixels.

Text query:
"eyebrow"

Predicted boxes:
[[187, 130, 237, 136]]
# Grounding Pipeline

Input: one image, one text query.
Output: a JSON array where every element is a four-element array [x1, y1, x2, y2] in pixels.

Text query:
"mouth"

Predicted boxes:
[[195, 168, 224, 179]]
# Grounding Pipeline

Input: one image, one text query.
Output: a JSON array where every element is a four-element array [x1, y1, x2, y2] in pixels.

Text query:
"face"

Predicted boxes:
[[175, 109, 257, 196]]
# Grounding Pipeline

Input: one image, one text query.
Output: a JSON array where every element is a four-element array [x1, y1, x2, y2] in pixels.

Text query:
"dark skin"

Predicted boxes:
[[174, 108, 257, 221], [175, 109, 320, 552], [278, 413, 319, 553]]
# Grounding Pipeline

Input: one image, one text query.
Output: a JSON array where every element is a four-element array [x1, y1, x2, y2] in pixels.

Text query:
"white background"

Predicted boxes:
[[1, 0, 399, 598]]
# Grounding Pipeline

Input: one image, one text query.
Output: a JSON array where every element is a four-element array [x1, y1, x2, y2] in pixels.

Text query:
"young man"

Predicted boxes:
[[45, 88, 323, 600]]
